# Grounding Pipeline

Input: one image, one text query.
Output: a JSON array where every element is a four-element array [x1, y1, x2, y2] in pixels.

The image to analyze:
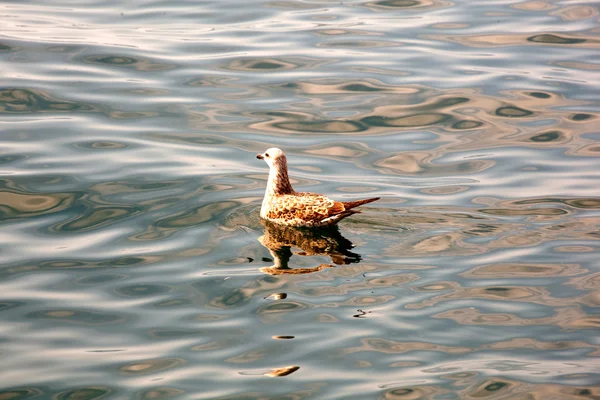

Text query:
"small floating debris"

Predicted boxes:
[[239, 365, 300, 377], [353, 309, 372, 318], [264, 293, 287, 300], [265, 366, 300, 377]]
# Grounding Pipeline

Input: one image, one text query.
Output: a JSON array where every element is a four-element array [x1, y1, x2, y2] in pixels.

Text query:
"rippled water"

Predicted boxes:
[[2, 0, 600, 398]]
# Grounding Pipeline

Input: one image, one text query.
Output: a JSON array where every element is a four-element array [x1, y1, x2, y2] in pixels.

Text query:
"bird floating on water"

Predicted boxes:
[[256, 148, 380, 227]]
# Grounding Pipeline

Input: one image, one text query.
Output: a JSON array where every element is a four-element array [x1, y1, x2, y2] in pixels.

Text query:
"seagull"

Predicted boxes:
[[256, 148, 380, 227]]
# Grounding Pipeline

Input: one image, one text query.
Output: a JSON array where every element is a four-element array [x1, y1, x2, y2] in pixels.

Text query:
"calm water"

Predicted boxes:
[[1, 0, 600, 398]]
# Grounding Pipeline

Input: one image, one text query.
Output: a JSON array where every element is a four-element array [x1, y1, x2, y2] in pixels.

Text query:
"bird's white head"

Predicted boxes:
[[256, 147, 286, 169]]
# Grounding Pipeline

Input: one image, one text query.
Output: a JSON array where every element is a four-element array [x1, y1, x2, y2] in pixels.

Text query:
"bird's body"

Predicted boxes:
[[257, 148, 379, 227]]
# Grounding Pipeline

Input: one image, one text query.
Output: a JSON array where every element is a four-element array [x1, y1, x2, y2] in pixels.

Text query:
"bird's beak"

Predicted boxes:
[[256, 153, 264, 160]]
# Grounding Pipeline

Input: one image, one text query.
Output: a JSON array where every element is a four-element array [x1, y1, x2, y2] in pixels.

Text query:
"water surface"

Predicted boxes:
[[1, 0, 600, 398]]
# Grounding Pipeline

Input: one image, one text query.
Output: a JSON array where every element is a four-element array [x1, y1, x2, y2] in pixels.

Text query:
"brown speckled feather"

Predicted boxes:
[[265, 192, 346, 226], [257, 147, 380, 227]]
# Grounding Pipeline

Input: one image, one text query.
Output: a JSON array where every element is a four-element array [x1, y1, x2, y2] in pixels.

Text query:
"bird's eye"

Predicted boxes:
[[265, 153, 270, 157]]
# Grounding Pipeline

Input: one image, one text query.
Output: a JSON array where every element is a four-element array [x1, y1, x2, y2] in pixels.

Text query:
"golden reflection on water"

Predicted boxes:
[[436, 306, 600, 330], [552, 5, 599, 20], [0, 190, 76, 218], [375, 152, 494, 176], [257, 221, 360, 275]]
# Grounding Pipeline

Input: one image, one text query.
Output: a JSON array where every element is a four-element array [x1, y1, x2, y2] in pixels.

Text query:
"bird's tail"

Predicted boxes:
[[342, 197, 380, 210]]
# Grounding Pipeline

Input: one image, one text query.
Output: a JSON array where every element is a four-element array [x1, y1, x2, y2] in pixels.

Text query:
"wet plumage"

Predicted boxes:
[[256, 148, 380, 227]]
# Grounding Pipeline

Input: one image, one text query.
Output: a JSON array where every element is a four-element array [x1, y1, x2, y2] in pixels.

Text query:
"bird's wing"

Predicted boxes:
[[266, 193, 346, 224]]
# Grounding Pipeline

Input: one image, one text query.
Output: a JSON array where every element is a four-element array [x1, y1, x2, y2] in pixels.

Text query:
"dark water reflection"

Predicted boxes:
[[258, 221, 360, 275], [2, 0, 600, 398]]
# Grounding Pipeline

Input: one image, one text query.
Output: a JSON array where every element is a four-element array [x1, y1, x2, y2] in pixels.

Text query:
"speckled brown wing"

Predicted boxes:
[[265, 192, 346, 226]]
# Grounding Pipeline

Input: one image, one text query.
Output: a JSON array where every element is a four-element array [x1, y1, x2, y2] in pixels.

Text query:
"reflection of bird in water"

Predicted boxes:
[[264, 365, 299, 377], [256, 148, 379, 227], [258, 220, 360, 275]]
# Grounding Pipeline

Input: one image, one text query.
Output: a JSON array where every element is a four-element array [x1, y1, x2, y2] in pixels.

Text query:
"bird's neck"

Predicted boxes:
[[266, 161, 294, 197], [261, 158, 295, 219]]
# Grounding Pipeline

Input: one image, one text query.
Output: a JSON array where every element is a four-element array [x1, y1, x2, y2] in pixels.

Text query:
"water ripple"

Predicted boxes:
[[1, 0, 600, 397]]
